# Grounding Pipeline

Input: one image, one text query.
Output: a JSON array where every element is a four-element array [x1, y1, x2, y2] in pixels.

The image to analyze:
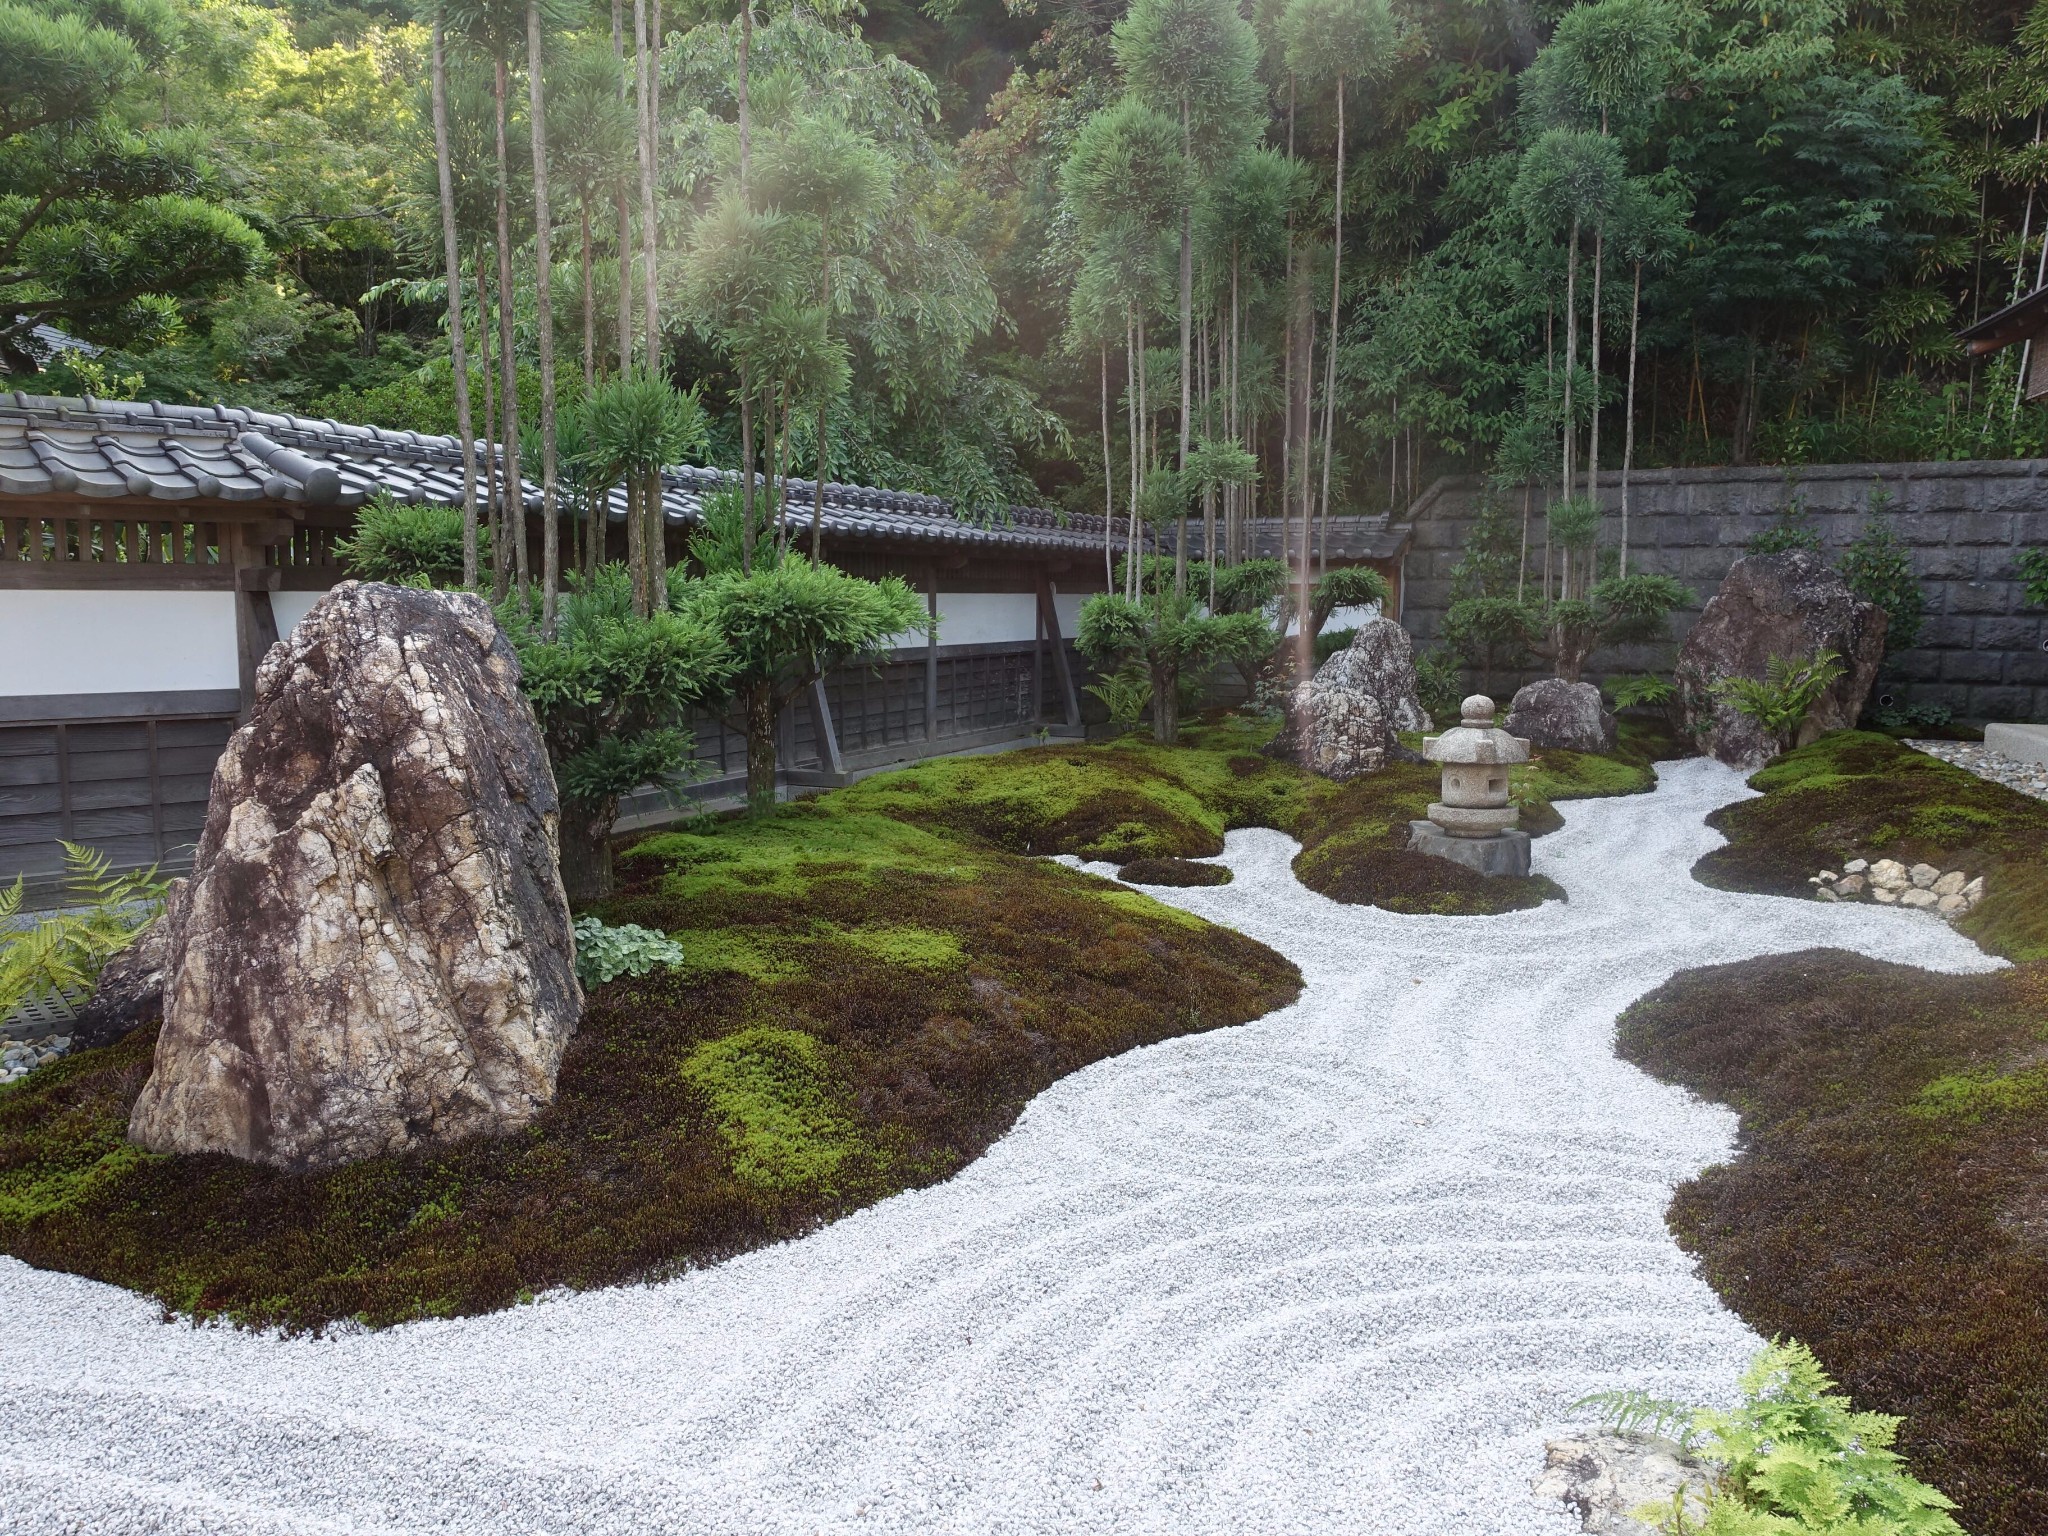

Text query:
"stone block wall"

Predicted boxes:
[[1395, 460, 2048, 723]]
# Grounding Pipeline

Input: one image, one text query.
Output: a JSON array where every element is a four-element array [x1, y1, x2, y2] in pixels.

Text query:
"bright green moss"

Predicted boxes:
[[676, 927, 810, 982], [1909, 1066, 2048, 1126], [679, 1027, 878, 1196], [634, 808, 978, 904], [1098, 887, 1209, 929], [0, 1137, 154, 1225], [831, 924, 965, 971]]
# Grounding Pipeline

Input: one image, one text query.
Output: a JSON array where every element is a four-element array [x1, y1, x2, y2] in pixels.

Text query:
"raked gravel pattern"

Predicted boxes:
[[0, 757, 2004, 1536]]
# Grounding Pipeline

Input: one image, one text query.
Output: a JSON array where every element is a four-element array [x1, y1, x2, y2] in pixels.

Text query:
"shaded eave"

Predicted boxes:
[[1956, 285, 2048, 355]]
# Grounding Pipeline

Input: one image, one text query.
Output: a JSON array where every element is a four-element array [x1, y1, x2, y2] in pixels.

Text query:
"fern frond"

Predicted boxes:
[[1571, 1387, 1704, 1449]]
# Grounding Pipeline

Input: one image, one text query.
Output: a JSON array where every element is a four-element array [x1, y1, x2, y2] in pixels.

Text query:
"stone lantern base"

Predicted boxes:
[[1408, 820, 1532, 878]]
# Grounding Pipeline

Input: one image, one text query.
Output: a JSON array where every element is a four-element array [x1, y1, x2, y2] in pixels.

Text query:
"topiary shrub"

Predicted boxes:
[[1116, 856, 1232, 886]]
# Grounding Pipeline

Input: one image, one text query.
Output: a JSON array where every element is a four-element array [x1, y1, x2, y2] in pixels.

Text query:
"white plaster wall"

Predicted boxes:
[[888, 591, 1051, 650], [0, 590, 240, 697], [270, 588, 335, 637]]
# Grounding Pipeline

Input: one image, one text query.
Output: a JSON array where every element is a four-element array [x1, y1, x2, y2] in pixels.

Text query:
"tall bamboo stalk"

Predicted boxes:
[[430, 18, 480, 591]]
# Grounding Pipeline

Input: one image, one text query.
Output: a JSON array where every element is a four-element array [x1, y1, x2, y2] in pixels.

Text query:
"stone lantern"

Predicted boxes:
[[1408, 694, 1532, 877]]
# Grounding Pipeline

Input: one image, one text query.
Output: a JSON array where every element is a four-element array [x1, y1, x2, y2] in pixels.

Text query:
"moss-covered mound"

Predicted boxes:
[[841, 713, 1670, 917], [1696, 731, 2048, 960], [0, 801, 1298, 1332], [1619, 951, 2048, 1536], [1116, 856, 1233, 886]]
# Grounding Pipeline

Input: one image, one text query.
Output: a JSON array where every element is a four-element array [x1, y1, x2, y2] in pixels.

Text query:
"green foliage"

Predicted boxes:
[[570, 915, 685, 989], [1747, 498, 1824, 556], [1211, 558, 1287, 616], [1606, 672, 1675, 709], [1413, 648, 1463, 727], [0, 844, 167, 1020], [1083, 660, 1154, 732], [1711, 651, 1845, 757], [581, 370, 709, 480], [1441, 594, 1540, 671], [334, 492, 486, 587], [1310, 565, 1392, 638], [1573, 1386, 1703, 1449], [1075, 592, 1268, 742], [2015, 548, 2048, 611], [500, 564, 731, 811], [1839, 497, 1924, 655], [1687, 1342, 1964, 1536]]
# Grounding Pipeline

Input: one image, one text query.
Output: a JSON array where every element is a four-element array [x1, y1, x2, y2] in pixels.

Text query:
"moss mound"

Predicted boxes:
[[1696, 731, 2048, 960], [0, 792, 1299, 1332], [1116, 856, 1233, 887], [841, 712, 1664, 917], [1619, 951, 2048, 1536]]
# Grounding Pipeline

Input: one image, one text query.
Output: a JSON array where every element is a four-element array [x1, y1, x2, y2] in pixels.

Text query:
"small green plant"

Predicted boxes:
[[1869, 696, 1952, 734], [1747, 495, 1823, 555], [1606, 672, 1676, 710], [2018, 547, 2048, 609], [1084, 660, 1154, 733], [1838, 490, 1924, 655], [1413, 647, 1464, 729], [0, 844, 168, 1019], [1711, 651, 1845, 756], [570, 915, 686, 989], [1583, 1342, 1965, 1536], [1688, 1341, 1965, 1535]]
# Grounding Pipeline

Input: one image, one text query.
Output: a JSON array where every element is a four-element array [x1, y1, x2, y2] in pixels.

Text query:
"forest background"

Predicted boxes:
[[9, 0, 2048, 535]]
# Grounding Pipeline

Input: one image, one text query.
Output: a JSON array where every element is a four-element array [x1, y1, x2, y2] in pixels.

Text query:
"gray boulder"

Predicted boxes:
[[1505, 678, 1617, 754], [1674, 550, 1886, 769], [1270, 618, 1431, 781], [128, 582, 582, 1172], [1533, 1432, 1714, 1535], [70, 890, 181, 1051]]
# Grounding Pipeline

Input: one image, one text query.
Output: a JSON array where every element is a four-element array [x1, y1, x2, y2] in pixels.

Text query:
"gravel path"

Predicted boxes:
[[0, 758, 2002, 1536], [1907, 737, 2048, 801]]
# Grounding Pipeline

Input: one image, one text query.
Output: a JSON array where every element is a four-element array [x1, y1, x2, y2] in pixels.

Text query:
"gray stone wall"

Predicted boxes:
[[1396, 460, 2048, 723]]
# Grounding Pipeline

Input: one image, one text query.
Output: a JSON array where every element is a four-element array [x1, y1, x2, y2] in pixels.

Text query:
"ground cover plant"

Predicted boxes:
[[837, 712, 1681, 916], [1611, 730, 2048, 1534], [1619, 951, 2048, 1536], [1694, 731, 2048, 961], [0, 791, 1297, 1332]]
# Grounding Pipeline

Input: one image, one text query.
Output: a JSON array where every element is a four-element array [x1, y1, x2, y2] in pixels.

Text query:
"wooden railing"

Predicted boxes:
[[0, 510, 346, 588], [1, 514, 232, 568]]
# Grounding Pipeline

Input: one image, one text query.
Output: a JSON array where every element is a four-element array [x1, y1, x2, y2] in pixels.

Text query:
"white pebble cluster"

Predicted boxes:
[[0, 758, 2005, 1536], [1809, 858, 1983, 918], [1906, 739, 2048, 802], [0, 1034, 71, 1084]]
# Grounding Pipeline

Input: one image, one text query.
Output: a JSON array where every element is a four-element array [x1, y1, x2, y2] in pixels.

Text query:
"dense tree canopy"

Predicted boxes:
[[6, 0, 2045, 535]]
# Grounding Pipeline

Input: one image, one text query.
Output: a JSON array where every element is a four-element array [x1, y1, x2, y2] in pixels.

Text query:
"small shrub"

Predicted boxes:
[[1711, 651, 1844, 756], [570, 914, 686, 988], [334, 491, 484, 587], [1413, 648, 1463, 728], [1314, 626, 1357, 666], [1839, 492, 1925, 655], [1746, 495, 1823, 555]]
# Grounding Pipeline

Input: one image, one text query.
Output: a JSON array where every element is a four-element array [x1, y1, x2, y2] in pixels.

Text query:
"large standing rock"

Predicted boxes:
[[1505, 678, 1617, 754], [128, 581, 582, 1171], [1269, 618, 1431, 780], [1674, 550, 1886, 770]]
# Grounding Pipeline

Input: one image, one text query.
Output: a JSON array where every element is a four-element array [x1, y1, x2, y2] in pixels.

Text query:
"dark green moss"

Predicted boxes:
[[1695, 731, 2048, 960], [1116, 856, 1233, 886], [1618, 952, 2048, 1536], [0, 790, 1299, 1332]]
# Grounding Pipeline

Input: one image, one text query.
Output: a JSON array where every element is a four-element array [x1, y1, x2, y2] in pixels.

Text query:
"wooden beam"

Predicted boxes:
[[809, 677, 845, 777], [1037, 574, 1081, 728], [925, 562, 940, 742]]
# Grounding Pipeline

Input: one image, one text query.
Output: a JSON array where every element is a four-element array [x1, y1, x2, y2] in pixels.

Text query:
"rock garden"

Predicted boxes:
[[1, 554, 2044, 1536]]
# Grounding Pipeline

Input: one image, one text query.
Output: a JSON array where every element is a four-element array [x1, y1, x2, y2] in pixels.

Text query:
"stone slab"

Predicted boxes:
[[1408, 821, 1531, 878], [1985, 721, 2048, 768]]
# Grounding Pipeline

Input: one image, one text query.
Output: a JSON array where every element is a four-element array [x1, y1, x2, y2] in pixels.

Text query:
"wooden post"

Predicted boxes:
[[809, 676, 844, 777], [1037, 574, 1081, 728], [924, 562, 939, 742], [231, 521, 286, 716]]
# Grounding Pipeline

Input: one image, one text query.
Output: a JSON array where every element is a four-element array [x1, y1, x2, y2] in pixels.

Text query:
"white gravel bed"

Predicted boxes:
[[1907, 737, 2048, 800], [0, 757, 2002, 1536]]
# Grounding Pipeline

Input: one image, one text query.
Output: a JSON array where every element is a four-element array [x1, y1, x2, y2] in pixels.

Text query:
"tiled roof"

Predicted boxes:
[[0, 393, 1411, 561], [0, 393, 1115, 557]]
